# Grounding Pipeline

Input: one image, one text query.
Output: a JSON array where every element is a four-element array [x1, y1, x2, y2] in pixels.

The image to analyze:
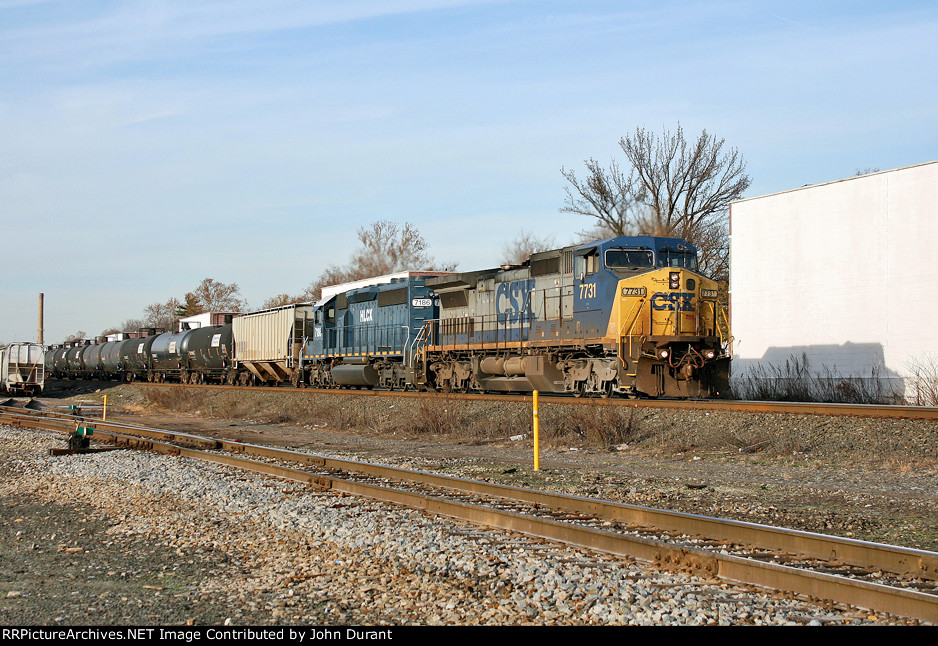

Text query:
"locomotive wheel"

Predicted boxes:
[[600, 381, 615, 399], [574, 382, 586, 398]]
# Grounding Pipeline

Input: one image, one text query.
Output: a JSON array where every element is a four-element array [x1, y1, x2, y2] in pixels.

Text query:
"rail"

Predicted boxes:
[[3, 404, 937, 623]]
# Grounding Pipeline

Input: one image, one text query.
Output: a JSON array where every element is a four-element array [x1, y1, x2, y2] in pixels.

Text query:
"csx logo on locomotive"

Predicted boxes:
[[495, 280, 534, 324], [651, 292, 695, 312]]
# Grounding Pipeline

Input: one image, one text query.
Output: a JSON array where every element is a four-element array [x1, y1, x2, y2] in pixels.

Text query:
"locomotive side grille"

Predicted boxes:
[[440, 290, 469, 309], [377, 288, 407, 307], [531, 256, 560, 277]]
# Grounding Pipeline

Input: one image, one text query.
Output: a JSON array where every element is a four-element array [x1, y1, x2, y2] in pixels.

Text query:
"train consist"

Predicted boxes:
[[43, 235, 731, 398]]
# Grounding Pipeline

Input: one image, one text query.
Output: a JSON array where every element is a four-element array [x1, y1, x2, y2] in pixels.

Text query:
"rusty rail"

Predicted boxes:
[[2, 404, 937, 622]]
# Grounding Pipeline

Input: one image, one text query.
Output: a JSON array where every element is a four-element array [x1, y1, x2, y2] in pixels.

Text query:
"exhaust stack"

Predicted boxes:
[[38, 292, 44, 345]]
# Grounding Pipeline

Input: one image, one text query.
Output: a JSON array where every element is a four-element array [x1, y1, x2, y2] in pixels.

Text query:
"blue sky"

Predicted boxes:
[[2, 0, 936, 343]]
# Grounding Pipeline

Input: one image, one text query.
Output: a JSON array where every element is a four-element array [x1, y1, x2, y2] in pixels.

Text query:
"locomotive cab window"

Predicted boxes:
[[606, 249, 654, 270], [575, 252, 600, 278], [656, 248, 698, 270]]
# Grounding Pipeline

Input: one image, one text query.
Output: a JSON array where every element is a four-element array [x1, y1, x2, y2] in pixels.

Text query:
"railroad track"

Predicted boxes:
[[2, 402, 937, 623], [72, 380, 938, 420]]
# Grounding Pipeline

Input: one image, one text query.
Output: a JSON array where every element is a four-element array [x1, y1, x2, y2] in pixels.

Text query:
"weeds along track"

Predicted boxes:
[[3, 403, 938, 624], [133, 382, 938, 420]]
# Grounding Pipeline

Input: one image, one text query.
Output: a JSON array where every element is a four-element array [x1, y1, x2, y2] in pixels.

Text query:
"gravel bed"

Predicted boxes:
[[0, 424, 899, 626], [85, 383, 938, 552]]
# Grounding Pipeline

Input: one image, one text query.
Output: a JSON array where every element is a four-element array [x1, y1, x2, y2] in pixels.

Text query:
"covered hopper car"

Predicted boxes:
[[1, 342, 45, 395]]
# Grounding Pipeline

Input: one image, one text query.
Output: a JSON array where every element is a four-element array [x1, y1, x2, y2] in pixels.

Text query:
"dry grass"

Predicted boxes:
[[732, 353, 902, 404], [117, 384, 938, 468]]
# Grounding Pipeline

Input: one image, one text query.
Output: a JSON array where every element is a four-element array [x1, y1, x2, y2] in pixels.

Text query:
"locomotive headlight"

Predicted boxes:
[[659, 349, 669, 359], [669, 272, 680, 289], [704, 350, 716, 359]]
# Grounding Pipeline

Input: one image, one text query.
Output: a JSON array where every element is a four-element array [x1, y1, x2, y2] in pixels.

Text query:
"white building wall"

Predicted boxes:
[[729, 160, 938, 400]]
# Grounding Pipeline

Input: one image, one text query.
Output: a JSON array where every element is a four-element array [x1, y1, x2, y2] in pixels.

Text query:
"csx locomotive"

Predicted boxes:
[[45, 235, 730, 398], [415, 235, 730, 398]]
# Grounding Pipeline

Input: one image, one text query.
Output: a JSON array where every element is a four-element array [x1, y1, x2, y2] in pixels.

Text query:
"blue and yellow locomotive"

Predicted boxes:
[[416, 236, 730, 398]]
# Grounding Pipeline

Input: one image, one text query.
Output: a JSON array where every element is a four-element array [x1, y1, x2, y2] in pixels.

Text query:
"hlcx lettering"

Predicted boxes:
[[651, 292, 695, 312], [496, 279, 535, 324]]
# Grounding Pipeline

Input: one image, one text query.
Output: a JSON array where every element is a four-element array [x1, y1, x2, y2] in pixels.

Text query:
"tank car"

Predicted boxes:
[[120, 330, 162, 382], [65, 342, 89, 379], [180, 324, 233, 384], [44, 345, 69, 379], [302, 277, 440, 389], [149, 329, 197, 382], [417, 235, 730, 398], [1, 342, 45, 395], [99, 340, 125, 380], [88, 341, 108, 379]]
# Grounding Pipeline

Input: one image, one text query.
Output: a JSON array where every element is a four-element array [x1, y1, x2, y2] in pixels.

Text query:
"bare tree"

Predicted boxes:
[[120, 318, 145, 333], [63, 330, 86, 343], [143, 297, 182, 332], [261, 293, 305, 309], [561, 124, 750, 281], [500, 230, 556, 265], [692, 217, 731, 284], [302, 221, 456, 300], [561, 158, 643, 236], [189, 278, 247, 313], [573, 222, 618, 244]]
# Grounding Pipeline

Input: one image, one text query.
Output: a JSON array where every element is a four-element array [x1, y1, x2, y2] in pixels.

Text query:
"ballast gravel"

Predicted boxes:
[[0, 425, 895, 626]]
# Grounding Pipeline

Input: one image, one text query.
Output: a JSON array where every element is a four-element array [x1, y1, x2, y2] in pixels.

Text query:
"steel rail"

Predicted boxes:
[[5, 405, 938, 581], [130, 382, 938, 420], [3, 406, 938, 622]]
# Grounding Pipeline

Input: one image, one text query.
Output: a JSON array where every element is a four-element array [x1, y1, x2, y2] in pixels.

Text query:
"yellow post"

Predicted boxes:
[[533, 390, 539, 471], [103, 394, 107, 421]]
